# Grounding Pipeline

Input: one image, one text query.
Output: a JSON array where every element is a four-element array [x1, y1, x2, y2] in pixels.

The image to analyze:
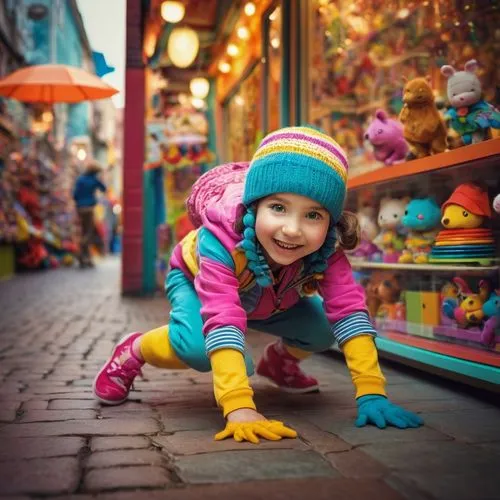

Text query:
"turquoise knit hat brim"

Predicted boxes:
[[243, 154, 346, 223]]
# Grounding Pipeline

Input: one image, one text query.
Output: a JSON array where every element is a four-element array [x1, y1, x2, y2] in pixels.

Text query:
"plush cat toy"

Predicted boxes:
[[374, 197, 408, 263], [364, 109, 408, 165], [399, 198, 441, 264], [399, 77, 448, 159], [440, 59, 500, 145]]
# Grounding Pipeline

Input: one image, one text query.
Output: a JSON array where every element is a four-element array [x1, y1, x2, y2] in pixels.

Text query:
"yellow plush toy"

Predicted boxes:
[[441, 183, 491, 229]]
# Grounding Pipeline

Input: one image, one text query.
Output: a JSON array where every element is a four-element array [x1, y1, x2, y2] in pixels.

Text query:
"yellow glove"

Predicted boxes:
[[214, 420, 298, 444]]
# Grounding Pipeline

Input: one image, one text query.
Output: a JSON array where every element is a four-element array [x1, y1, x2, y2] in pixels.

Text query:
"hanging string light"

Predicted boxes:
[[189, 77, 210, 99], [161, 1, 185, 23]]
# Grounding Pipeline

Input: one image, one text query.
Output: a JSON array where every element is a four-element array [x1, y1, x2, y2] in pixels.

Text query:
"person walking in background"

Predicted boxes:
[[73, 161, 106, 268], [93, 127, 423, 444]]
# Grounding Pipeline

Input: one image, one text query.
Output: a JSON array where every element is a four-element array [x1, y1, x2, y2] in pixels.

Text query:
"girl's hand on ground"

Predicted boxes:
[[356, 395, 424, 429], [215, 408, 297, 444]]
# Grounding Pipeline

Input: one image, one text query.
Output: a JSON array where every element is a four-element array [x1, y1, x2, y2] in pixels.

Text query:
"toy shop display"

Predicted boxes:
[[226, 62, 263, 162], [441, 59, 500, 145], [307, 0, 500, 177], [429, 183, 495, 266], [373, 197, 408, 263], [399, 77, 447, 159], [364, 109, 408, 165], [0, 150, 78, 271], [399, 198, 441, 265]]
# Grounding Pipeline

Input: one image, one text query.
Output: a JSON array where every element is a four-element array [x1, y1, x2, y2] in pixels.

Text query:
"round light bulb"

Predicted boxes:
[[161, 1, 185, 23], [237, 26, 250, 40], [190, 97, 205, 109], [227, 43, 240, 57], [218, 61, 231, 73], [244, 2, 256, 16], [167, 27, 199, 68], [189, 77, 210, 99]]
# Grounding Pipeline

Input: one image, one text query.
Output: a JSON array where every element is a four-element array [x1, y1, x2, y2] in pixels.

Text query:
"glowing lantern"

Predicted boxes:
[[189, 77, 210, 99], [161, 1, 185, 23], [167, 27, 199, 68]]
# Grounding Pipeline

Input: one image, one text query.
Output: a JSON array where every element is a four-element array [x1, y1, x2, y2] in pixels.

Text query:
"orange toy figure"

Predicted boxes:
[[399, 77, 447, 159], [363, 271, 402, 319]]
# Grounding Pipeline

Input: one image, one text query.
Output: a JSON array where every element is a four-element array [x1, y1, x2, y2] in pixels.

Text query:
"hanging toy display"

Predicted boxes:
[[440, 59, 500, 145]]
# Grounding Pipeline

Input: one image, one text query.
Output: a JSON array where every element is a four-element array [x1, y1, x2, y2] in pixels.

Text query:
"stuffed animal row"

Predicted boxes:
[[364, 59, 500, 164]]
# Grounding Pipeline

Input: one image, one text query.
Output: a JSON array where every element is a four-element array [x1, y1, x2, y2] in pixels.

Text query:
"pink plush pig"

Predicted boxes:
[[364, 109, 408, 165]]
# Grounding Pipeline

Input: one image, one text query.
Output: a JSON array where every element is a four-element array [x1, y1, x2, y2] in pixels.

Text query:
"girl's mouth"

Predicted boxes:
[[273, 239, 303, 251]]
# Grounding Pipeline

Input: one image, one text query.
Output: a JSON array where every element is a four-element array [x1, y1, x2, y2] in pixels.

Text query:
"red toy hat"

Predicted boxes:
[[442, 183, 491, 218]]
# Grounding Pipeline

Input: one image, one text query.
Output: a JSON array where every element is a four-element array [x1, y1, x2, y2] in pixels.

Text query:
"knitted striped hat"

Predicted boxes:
[[240, 127, 349, 286], [243, 126, 349, 223]]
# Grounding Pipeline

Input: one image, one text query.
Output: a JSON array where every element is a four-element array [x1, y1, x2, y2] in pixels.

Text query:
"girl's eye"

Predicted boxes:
[[462, 211, 469, 217], [270, 203, 285, 213], [306, 211, 323, 220]]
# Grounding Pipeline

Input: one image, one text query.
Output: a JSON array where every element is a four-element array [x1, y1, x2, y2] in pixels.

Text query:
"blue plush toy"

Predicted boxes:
[[399, 198, 441, 264]]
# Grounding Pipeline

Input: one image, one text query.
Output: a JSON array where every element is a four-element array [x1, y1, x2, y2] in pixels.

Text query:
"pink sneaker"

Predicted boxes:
[[93, 332, 144, 405], [256, 341, 319, 394]]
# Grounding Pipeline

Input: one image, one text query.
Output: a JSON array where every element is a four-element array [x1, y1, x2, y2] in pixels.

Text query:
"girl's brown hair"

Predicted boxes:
[[335, 210, 360, 251]]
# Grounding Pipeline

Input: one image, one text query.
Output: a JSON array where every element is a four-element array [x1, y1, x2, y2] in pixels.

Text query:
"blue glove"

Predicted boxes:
[[356, 395, 424, 429]]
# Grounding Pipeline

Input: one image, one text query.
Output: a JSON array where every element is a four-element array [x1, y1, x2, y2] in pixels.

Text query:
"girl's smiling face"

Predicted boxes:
[[255, 193, 330, 270]]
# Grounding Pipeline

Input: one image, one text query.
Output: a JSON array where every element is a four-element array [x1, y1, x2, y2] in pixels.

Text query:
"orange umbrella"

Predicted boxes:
[[0, 64, 118, 103]]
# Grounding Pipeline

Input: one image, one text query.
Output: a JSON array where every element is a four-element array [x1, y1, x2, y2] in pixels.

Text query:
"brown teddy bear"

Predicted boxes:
[[399, 77, 447, 159]]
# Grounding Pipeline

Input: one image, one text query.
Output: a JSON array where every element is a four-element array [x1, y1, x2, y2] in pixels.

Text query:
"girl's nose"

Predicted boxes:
[[282, 222, 301, 237]]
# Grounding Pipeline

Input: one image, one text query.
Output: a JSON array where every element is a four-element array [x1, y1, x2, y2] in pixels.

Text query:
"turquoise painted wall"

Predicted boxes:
[[23, 0, 90, 139]]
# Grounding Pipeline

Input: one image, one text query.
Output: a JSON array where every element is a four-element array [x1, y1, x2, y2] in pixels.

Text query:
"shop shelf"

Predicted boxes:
[[348, 260, 499, 274], [347, 138, 500, 190]]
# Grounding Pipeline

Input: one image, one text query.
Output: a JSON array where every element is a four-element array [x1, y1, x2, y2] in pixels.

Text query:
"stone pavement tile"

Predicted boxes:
[[326, 449, 389, 479], [59, 478, 405, 500], [49, 399, 99, 409], [21, 400, 49, 410], [35, 392, 95, 400], [91, 436, 151, 451], [422, 408, 500, 443], [85, 449, 164, 468], [0, 436, 85, 461], [175, 449, 339, 483], [0, 457, 79, 495], [402, 397, 495, 413], [268, 414, 353, 454], [157, 409, 223, 432], [0, 401, 21, 410], [0, 410, 16, 422], [154, 429, 308, 455], [0, 418, 159, 437], [83, 466, 170, 491], [302, 412, 451, 446], [19, 409, 96, 422], [363, 440, 500, 500], [385, 383, 476, 403]]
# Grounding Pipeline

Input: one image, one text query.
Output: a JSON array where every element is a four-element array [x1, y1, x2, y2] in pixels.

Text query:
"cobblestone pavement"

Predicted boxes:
[[1, 257, 500, 499]]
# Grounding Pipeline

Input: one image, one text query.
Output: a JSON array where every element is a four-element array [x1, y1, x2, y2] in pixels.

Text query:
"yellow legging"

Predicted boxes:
[[139, 325, 311, 370], [140, 325, 188, 369]]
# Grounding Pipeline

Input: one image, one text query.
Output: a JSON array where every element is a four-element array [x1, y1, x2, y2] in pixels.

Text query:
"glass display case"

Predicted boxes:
[[225, 62, 263, 162], [306, 0, 500, 177], [345, 146, 500, 390]]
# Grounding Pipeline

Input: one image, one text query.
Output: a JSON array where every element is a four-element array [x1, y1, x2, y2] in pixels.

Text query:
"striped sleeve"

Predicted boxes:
[[331, 311, 377, 347], [205, 325, 245, 356]]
